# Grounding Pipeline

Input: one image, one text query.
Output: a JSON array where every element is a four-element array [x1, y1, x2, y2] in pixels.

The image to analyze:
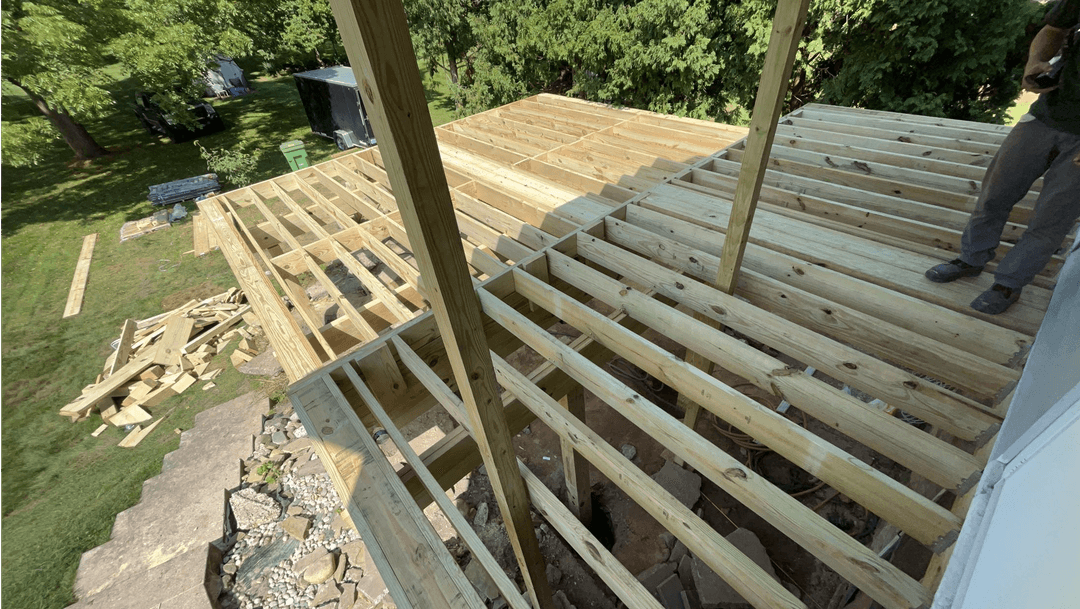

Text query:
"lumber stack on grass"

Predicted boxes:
[[61, 289, 262, 447]]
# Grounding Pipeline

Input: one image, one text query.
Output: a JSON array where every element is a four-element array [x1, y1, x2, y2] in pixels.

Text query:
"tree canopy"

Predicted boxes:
[[2, 0, 1047, 165], [458, 0, 1044, 123]]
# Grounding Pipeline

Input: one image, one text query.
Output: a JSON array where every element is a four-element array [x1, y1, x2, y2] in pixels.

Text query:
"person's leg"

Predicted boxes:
[[926, 117, 1058, 283], [991, 131, 1080, 289], [960, 118, 1061, 267], [970, 129, 1080, 315]]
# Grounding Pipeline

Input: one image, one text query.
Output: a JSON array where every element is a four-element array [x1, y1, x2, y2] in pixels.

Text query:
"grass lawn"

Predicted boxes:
[[1, 63, 458, 609]]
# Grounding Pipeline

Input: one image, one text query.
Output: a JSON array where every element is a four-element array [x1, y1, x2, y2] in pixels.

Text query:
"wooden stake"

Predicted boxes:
[[325, 0, 552, 604]]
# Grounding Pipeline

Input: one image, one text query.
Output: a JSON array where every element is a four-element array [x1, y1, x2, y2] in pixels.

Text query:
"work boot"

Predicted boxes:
[[971, 284, 1021, 315], [925, 258, 983, 283]]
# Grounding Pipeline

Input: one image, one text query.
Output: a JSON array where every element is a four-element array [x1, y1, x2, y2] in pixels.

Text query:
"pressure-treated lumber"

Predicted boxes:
[[63, 233, 98, 318], [158, 317, 196, 367], [324, 0, 552, 603], [577, 232, 1004, 442], [290, 378, 480, 608], [559, 387, 592, 524], [611, 210, 1029, 370], [118, 418, 163, 448], [60, 346, 162, 419], [546, 249, 982, 491], [109, 319, 138, 376], [493, 354, 804, 609], [393, 335, 752, 609], [199, 199, 322, 380], [715, 0, 809, 293], [341, 367, 530, 609], [476, 288, 932, 609], [499, 272, 961, 549]]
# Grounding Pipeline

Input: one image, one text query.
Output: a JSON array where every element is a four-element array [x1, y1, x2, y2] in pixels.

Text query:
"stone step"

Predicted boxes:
[[71, 392, 268, 606], [68, 543, 223, 609]]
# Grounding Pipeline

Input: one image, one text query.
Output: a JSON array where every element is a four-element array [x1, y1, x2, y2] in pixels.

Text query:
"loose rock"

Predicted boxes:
[[651, 460, 702, 509], [302, 551, 337, 585], [280, 515, 312, 541], [230, 488, 282, 530], [473, 502, 489, 528]]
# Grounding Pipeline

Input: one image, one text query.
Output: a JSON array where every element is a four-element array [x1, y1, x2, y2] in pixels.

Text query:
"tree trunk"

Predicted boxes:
[[446, 43, 462, 111], [14, 81, 108, 161], [446, 48, 459, 86]]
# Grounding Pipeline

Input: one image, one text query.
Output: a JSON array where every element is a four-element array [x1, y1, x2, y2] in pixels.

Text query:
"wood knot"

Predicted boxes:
[[724, 467, 748, 480]]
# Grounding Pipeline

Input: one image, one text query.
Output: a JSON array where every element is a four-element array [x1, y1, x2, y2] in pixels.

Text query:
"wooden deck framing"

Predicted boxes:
[[270, 101, 1057, 609], [202, 49, 1060, 609], [197, 95, 745, 383]]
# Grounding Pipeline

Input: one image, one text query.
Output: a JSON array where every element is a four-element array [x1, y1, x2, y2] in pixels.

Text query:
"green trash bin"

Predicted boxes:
[[280, 140, 309, 171]]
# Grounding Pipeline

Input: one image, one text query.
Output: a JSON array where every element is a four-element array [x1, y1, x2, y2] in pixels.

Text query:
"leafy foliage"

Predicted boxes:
[[460, 0, 1044, 123], [0, 116, 58, 167], [110, 0, 254, 122], [1, 0, 118, 119], [195, 140, 260, 187]]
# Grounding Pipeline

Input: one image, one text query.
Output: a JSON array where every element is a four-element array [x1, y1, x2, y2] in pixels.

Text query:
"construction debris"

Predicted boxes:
[[119, 210, 171, 242], [60, 288, 257, 448]]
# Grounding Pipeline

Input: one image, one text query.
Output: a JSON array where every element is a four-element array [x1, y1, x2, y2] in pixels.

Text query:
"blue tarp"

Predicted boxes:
[[147, 174, 220, 206]]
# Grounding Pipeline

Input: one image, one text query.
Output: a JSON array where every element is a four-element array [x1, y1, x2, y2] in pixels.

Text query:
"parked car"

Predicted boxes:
[[134, 93, 227, 143]]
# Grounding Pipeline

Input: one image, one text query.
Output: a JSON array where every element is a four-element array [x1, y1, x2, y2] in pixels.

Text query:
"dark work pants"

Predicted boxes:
[[960, 117, 1080, 289]]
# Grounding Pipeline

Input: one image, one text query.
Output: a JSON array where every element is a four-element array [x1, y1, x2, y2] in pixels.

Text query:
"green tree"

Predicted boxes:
[[110, 0, 253, 121], [461, 0, 1044, 124], [2, 0, 118, 160], [811, 0, 1044, 123], [404, 0, 486, 89]]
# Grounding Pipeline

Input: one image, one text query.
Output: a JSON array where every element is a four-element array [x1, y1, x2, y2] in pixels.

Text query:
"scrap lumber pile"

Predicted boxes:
[[60, 288, 254, 447]]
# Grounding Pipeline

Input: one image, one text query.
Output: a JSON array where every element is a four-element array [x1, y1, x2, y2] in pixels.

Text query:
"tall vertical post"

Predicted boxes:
[[678, 0, 811, 430], [325, 0, 553, 606], [715, 0, 810, 293]]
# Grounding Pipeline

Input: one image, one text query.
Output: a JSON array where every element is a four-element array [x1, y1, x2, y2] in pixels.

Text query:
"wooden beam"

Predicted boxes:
[[546, 249, 983, 492], [198, 198, 323, 380], [576, 233, 1003, 443], [390, 335, 669, 609], [716, 0, 809, 293], [493, 354, 804, 609], [291, 378, 479, 608], [340, 367, 530, 609], [325, 0, 553, 604], [477, 288, 932, 609], [504, 270, 962, 549], [63, 233, 98, 318]]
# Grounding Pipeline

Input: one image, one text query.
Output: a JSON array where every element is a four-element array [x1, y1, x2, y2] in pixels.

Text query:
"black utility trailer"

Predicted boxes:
[[293, 66, 376, 150]]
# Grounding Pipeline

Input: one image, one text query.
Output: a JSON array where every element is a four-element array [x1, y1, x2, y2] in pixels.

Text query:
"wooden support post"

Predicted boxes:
[[678, 0, 810, 431], [716, 0, 809, 292], [325, 0, 553, 605], [559, 388, 592, 525]]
